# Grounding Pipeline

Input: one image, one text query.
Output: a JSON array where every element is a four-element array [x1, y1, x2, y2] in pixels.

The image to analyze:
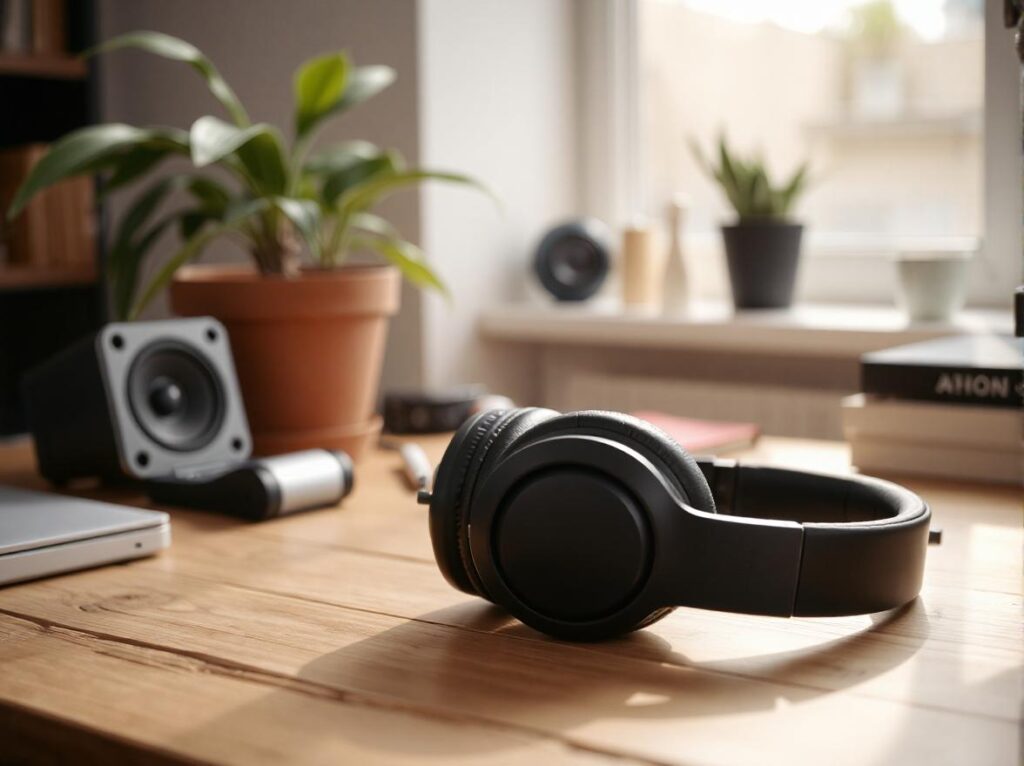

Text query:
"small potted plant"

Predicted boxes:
[[7, 32, 488, 459], [692, 135, 809, 310]]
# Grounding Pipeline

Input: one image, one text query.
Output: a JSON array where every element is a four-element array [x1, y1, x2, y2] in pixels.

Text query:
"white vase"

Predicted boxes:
[[895, 251, 971, 321], [662, 196, 690, 314]]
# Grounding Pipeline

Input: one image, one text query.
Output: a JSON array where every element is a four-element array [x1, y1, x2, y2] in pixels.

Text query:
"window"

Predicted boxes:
[[580, 0, 1019, 306]]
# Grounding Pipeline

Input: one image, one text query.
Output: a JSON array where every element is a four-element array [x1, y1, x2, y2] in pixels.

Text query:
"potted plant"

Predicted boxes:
[[7, 31, 488, 459], [692, 135, 809, 310]]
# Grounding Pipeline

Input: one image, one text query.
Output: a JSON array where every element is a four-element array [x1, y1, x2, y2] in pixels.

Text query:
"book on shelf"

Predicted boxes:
[[632, 410, 760, 454], [31, 0, 64, 55], [1, 0, 67, 56], [0, 143, 95, 271], [0, 0, 31, 53], [841, 393, 1021, 451], [861, 335, 1023, 409]]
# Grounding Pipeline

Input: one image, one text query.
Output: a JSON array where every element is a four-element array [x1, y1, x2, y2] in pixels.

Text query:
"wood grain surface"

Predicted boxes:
[[0, 434, 1020, 765]]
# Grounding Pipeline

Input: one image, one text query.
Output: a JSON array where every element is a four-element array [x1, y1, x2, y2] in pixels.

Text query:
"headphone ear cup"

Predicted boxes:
[[428, 408, 559, 599], [521, 411, 716, 513], [494, 410, 713, 637]]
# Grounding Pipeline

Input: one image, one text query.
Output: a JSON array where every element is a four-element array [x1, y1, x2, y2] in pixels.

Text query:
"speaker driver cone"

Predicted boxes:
[[533, 219, 610, 301], [127, 342, 225, 452]]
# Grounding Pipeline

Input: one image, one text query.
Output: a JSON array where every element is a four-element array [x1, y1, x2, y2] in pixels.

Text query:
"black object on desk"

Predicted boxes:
[[145, 450, 353, 521]]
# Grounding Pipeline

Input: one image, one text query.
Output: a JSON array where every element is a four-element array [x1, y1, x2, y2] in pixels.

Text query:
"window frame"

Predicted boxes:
[[577, 0, 1021, 308]]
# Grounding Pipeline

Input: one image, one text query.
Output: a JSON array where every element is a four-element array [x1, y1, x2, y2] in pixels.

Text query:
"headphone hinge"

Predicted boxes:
[[696, 457, 739, 514]]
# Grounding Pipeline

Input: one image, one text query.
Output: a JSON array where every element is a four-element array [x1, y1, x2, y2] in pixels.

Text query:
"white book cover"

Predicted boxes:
[[850, 435, 1022, 486], [842, 394, 1022, 450]]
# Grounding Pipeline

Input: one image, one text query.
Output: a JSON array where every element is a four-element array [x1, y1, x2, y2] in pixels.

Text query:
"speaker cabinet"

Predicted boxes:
[[24, 317, 251, 483]]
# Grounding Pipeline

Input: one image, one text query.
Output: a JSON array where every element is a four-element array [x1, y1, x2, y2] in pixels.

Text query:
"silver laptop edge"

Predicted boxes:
[[0, 486, 171, 586]]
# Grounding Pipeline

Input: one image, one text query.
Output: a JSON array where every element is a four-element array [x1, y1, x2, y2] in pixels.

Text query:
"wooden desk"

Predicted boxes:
[[0, 436, 1020, 765]]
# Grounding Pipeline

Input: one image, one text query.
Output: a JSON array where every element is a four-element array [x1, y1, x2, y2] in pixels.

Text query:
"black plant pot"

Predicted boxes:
[[721, 221, 803, 309]]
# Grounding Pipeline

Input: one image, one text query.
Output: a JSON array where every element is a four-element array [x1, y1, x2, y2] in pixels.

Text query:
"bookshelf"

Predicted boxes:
[[0, 262, 96, 289], [0, 0, 103, 435], [0, 51, 86, 79]]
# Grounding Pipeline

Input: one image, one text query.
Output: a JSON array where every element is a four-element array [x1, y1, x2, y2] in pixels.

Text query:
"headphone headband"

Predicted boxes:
[[696, 458, 930, 617]]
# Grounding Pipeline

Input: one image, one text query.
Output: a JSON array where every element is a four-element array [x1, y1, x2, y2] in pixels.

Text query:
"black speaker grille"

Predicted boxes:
[[126, 341, 226, 453]]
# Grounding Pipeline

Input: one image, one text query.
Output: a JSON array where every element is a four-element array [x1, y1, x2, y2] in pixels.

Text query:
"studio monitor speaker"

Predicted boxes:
[[533, 219, 611, 302], [24, 317, 251, 484]]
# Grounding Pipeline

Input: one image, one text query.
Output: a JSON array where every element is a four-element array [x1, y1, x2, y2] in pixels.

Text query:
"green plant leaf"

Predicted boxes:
[[186, 176, 232, 212], [179, 208, 214, 240], [294, 52, 349, 138], [6, 124, 182, 219], [188, 116, 264, 166], [715, 136, 747, 217], [107, 173, 233, 318], [107, 175, 189, 320], [697, 134, 810, 221], [189, 116, 288, 194], [304, 141, 381, 175], [130, 198, 269, 319], [90, 31, 249, 127], [340, 169, 495, 215], [95, 126, 192, 199], [776, 162, 809, 216], [111, 174, 230, 255], [236, 132, 289, 195], [101, 145, 170, 196], [322, 152, 397, 206], [110, 216, 174, 321], [329, 65, 395, 118], [129, 226, 221, 320], [352, 235, 448, 296], [111, 176, 177, 249], [732, 156, 757, 217], [272, 197, 321, 258], [350, 211, 400, 240], [749, 167, 772, 217]]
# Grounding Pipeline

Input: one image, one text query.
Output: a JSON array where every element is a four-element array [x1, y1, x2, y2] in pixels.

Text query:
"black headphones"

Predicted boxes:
[[421, 408, 932, 641]]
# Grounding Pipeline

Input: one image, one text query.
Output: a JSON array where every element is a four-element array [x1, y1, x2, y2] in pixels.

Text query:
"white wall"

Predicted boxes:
[[416, 0, 579, 403], [97, 0, 426, 389]]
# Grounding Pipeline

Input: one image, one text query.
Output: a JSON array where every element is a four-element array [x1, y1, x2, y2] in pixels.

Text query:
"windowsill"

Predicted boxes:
[[479, 300, 1013, 358]]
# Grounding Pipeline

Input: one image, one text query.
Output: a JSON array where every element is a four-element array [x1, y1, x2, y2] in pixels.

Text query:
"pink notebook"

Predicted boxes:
[[632, 410, 760, 454]]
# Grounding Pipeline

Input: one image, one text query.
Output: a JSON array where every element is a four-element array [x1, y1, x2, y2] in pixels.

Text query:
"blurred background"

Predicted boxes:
[[642, 0, 984, 287], [0, 0, 1018, 473]]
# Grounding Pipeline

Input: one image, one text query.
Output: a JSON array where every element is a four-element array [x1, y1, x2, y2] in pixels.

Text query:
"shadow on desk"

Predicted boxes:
[[182, 600, 928, 759]]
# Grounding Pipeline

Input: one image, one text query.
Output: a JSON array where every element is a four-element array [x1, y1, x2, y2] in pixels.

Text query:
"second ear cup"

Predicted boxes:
[[428, 408, 558, 599]]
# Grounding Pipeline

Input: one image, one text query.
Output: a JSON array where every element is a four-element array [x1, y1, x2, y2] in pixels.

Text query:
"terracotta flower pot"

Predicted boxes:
[[169, 264, 400, 460]]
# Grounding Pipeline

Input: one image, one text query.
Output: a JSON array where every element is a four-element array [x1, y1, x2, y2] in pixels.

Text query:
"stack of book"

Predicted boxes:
[[843, 335, 1022, 485], [0, 144, 96, 271], [1, 0, 66, 55]]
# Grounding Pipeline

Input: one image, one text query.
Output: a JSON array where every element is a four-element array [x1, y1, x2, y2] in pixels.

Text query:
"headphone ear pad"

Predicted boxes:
[[520, 410, 716, 513], [429, 408, 559, 598]]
